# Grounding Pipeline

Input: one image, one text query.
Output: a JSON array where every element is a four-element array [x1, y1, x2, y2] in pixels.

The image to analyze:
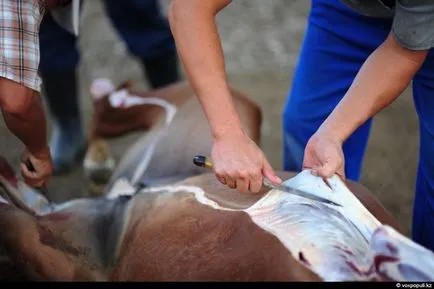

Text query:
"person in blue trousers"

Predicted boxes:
[[282, 0, 434, 251], [168, 0, 434, 252], [39, 0, 180, 174], [283, 0, 395, 181]]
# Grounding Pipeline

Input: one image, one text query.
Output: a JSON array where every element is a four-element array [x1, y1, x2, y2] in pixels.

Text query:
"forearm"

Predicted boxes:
[[169, 0, 244, 139], [0, 85, 48, 156], [319, 33, 428, 143]]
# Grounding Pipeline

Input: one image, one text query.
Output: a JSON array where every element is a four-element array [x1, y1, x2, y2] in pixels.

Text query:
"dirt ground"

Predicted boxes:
[[0, 1, 419, 236]]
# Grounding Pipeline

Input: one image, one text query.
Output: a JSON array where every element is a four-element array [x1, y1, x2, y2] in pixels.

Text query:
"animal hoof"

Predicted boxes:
[[83, 140, 116, 196]]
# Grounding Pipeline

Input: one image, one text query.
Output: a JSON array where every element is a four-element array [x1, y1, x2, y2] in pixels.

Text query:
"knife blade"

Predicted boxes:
[[193, 155, 342, 207]]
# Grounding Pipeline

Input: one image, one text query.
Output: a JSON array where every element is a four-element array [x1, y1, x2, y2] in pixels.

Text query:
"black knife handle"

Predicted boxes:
[[193, 155, 214, 169], [24, 159, 36, 172]]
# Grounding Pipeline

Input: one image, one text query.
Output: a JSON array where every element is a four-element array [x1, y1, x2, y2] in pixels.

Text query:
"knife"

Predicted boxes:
[[192, 155, 342, 207], [24, 159, 51, 202]]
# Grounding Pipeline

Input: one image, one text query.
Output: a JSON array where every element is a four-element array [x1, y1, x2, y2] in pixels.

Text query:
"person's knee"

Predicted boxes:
[[0, 79, 36, 118]]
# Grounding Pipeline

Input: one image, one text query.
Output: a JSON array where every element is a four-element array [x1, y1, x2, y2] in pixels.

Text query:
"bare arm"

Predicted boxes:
[[168, 0, 244, 140], [0, 78, 52, 187], [304, 33, 428, 178], [317, 33, 427, 143], [168, 0, 280, 193], [304, 0, 434, 178], [0, 79, 48, 156]]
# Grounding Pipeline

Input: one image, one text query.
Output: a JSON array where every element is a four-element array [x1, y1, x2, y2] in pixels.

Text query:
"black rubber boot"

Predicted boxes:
[[40, 69, 87, 175], [141, 49, 181, 89]]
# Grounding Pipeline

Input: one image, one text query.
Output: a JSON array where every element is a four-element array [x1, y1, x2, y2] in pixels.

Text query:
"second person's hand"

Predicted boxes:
[[211, 130, 282, 193], [303, 130, 345, 180]]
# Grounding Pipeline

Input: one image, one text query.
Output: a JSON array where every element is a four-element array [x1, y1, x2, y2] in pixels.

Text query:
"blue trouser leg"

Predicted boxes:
[[283, 0, 434, 251], [102, 0, 180, 88], [102, 0, 175, 60], [39, 12, 80, 72], [411, 53, 434, 251], [282, 0, 390, 181]]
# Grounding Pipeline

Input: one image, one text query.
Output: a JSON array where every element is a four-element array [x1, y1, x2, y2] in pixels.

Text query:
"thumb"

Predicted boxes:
[[314, 161, 338, 179], [262, 158, 282, 184], [337, 165, 346, 181]]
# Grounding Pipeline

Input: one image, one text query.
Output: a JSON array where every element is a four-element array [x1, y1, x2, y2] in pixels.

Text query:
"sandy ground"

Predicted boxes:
[[0, 1, 419, 235]]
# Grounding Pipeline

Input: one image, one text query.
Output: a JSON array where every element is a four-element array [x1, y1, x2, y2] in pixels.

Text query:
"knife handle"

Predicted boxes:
[[193, 155, 214, 169], [24, 159, 36, 172], [23, 158, 50, 199]]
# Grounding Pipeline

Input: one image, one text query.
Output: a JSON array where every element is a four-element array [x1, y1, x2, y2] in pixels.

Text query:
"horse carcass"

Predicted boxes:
[[1, 160, 433, 281], [0, 78, 432, 281]]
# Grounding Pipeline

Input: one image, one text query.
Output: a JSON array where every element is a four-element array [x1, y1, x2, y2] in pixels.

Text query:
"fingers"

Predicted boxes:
[[20, 162, 46, 187], [215, 169, 263, 194], [217, 173, 236, 189], [214, 156, 279, 194], [311, 159, 345, 180], [236, 178, 250, 193], [226, 178, 237, 189], [19, 150, 52, 188], [216, 175, 227, 185], [211, 135, 274, 194], [249, 173, 263, 193], [337, 166, 346, 181], [311, 162, 334, 179]]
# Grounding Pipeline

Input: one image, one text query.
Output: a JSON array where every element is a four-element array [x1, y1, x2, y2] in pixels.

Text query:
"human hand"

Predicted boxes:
[[303, 131, 345, 180], [20, 147, 53, 188], [211, 131, 282, 193]]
